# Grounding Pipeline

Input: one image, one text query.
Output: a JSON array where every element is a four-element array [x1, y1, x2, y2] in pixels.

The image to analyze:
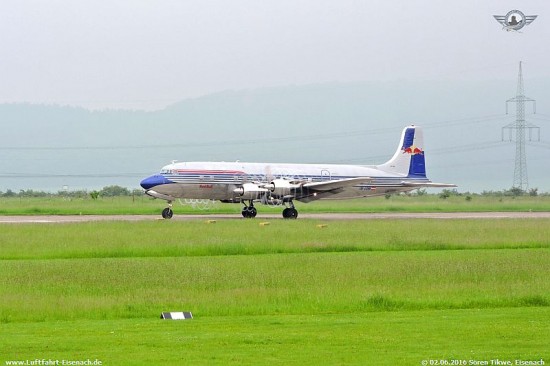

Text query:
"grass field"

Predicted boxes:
[[1, 218, 549, 365]]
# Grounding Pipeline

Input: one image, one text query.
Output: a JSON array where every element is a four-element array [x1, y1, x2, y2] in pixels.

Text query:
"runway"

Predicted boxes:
[[1, 211, 550, 223]]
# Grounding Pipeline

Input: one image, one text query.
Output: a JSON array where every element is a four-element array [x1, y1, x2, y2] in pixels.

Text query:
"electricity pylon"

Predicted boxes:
[[502, 61, 539, 191]]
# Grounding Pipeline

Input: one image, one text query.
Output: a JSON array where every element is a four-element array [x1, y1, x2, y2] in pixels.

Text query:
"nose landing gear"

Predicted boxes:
[[161, 202, 174, 219]]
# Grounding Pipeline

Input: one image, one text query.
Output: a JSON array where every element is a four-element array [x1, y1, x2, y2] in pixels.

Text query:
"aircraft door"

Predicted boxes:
[[321, 170, 331, 181]]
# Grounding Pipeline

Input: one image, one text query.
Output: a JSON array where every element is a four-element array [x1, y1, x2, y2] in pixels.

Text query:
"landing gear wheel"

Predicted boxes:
[[282, 207, 298, 219], [162, 207, 173, 219], [241, 206, 257, 218]]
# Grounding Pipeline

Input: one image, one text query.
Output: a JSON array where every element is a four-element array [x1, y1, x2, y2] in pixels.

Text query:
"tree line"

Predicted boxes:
[[0, 185, 142, 199], [1, 185, 547, 199]]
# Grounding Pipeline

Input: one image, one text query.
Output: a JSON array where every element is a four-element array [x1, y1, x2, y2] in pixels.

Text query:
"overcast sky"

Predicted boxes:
[[1, 0, 549, 110]]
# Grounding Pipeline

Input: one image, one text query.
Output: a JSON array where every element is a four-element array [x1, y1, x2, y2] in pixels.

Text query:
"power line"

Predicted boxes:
[[526, 141, 550, 150], [0, 114, 506, 152], [325, 140, 507, 164], [0, 173, 147, 178], [530, 115, 550, 123]]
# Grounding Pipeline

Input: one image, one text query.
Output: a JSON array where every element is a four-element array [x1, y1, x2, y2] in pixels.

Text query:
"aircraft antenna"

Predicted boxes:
[[501, 61, 539, 191]]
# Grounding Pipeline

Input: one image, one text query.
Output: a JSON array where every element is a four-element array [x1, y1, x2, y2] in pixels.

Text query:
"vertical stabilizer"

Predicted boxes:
[[379, 126, 426, 178]]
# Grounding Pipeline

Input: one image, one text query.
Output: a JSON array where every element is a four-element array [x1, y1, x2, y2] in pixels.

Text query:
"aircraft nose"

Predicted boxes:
[[140, 174, 171, 190]]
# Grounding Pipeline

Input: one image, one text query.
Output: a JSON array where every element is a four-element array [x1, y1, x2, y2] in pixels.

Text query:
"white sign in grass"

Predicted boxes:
[[160, 312, 193, 320]]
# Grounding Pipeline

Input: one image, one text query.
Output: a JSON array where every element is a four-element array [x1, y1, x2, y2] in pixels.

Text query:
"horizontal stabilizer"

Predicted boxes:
[[303, 177, 372, 192], [400, 181, 457, 188]]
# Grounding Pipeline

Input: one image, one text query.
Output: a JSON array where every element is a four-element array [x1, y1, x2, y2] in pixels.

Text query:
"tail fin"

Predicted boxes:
[[379, 125, 426, 178]]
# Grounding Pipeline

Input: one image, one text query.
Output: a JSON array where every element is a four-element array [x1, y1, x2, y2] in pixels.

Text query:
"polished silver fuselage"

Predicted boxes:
[[148, 161, 423, 202]]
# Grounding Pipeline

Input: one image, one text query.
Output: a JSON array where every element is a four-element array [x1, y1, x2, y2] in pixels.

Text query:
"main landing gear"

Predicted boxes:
[[282, 202, 298, 219], [241, 201, 257, 218], [161, 202, 174, 219], [242, 200, 298, 219]]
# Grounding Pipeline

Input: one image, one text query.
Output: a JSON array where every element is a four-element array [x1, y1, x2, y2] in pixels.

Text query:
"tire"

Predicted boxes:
[[282, 207, 298, 219], [162, 207, 173, 219]]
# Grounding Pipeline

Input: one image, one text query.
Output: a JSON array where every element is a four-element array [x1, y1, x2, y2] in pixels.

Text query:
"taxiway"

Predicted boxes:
[[1, 212, 550, 224]]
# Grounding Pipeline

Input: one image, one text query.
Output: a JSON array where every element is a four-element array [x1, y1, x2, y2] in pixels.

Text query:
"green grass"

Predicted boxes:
[[1, 194, 550, 215], [1, 249, 549, 322], [0, 219, 548, 260], [2, 309, 548, 365], [1, 219, 549, 364]]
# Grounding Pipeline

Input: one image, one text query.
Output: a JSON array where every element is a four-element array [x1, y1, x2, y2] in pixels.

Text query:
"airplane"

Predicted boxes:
[[140, 125, 456, 219]]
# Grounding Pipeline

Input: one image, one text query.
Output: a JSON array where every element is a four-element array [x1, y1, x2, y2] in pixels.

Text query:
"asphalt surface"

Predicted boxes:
[[1, 212, 550, 223]]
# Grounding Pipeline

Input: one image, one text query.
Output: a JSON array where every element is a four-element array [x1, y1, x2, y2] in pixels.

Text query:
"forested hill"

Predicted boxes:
[[1, 79, 549, 192]]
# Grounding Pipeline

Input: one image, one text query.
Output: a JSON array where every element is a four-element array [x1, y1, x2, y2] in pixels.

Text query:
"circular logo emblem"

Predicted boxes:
[[504, 10, 526, 30]]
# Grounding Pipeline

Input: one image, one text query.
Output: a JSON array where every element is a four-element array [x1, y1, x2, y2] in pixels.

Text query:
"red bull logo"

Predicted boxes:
[[402, 145, 424, 155]]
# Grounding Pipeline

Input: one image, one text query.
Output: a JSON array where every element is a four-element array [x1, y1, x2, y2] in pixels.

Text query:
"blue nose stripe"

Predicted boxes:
[[140, 175, 172, 190]]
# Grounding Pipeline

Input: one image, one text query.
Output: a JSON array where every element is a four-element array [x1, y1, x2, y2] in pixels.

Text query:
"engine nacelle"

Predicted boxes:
[[233, 183, 268, 200], [265, 179, 295, 197]]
